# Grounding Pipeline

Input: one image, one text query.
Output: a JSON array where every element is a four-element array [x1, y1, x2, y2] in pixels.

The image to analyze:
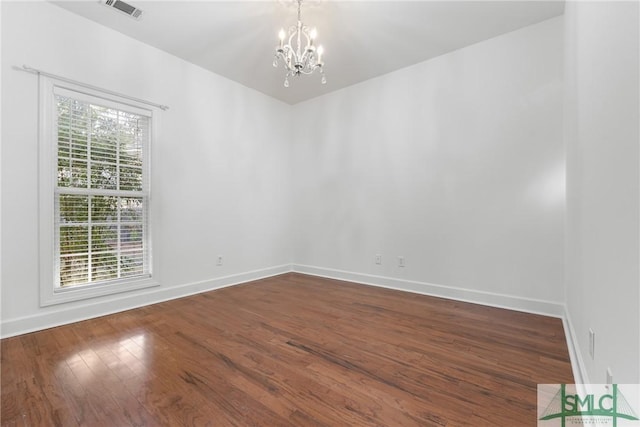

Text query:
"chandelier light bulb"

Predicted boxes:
[[317, 45, 324, 62]]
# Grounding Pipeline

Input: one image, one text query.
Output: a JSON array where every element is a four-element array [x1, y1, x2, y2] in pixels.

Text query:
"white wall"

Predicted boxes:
[[564, 1, 639, 384], [1, 1, 293, 336], [291, 17, 566, 313]]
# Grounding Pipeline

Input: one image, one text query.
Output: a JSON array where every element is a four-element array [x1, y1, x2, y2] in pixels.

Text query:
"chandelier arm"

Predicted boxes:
[[303, 52, 312, 70], [287, 25, 297, 45]]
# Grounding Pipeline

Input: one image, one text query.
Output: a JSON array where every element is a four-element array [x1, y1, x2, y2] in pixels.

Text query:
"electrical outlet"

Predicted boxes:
[[375, 254, 382, 265], [217, 255, 223, 266], [398, 256, 405, 267], [589, 329, 595, 359], [606, 368, 613, 387]]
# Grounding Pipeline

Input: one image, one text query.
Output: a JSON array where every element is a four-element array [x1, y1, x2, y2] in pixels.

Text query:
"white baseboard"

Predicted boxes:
[[292, 264, 589, 384], [0, 264, 292, 338], [3, 262, 587, 387], [562, 307, 590, 385], [292, 264, 590, 385], [293, 264, 566, 317]]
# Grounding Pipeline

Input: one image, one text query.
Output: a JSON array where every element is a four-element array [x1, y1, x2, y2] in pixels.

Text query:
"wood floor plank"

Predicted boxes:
[[1, 273, 573, 426]]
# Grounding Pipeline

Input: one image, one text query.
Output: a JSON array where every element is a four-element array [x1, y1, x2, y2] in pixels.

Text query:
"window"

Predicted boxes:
[[39, 78, 158, 305]]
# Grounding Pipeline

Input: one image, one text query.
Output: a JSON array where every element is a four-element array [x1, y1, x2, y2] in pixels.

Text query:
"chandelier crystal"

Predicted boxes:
[[273, 0, 326, 87]]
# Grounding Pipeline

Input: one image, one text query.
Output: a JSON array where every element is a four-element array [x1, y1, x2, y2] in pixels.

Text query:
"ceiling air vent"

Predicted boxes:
[[101, 0, 143, 20]]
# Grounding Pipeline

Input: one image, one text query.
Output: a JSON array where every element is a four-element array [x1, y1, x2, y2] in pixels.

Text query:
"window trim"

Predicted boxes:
[[39, 76, 159, 306]]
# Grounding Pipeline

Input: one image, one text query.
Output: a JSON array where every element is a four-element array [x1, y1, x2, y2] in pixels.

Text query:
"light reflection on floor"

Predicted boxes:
[[57, 331, 152, 393]]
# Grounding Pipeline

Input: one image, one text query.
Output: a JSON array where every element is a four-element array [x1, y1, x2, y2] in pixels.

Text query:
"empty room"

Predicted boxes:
[[1, 0, 639, 425]]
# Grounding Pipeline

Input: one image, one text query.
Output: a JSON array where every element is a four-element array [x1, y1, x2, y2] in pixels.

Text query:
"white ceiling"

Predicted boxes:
[[52, 0, 565, 105]]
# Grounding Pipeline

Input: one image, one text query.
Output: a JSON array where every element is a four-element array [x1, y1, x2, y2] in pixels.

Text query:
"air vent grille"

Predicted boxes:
[[101, 0, 143, 20]]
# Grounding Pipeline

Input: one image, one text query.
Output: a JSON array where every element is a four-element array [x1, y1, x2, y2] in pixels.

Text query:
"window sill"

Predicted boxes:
[[40, 276, 159, 307]]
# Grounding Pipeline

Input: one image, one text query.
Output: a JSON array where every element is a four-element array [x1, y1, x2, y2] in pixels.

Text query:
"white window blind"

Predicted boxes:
[[53, 87, 151, 289]]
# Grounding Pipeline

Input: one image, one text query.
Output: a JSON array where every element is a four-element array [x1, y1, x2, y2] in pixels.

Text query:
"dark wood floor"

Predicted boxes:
[[1, 273, 573, 426]]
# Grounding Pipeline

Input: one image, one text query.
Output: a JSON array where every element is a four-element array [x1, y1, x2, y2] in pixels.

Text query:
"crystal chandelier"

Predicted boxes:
[[273, 0, 326, 87]]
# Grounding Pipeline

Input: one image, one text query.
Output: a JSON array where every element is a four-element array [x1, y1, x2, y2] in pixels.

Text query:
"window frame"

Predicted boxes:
[[39, 76, 159, 306]]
